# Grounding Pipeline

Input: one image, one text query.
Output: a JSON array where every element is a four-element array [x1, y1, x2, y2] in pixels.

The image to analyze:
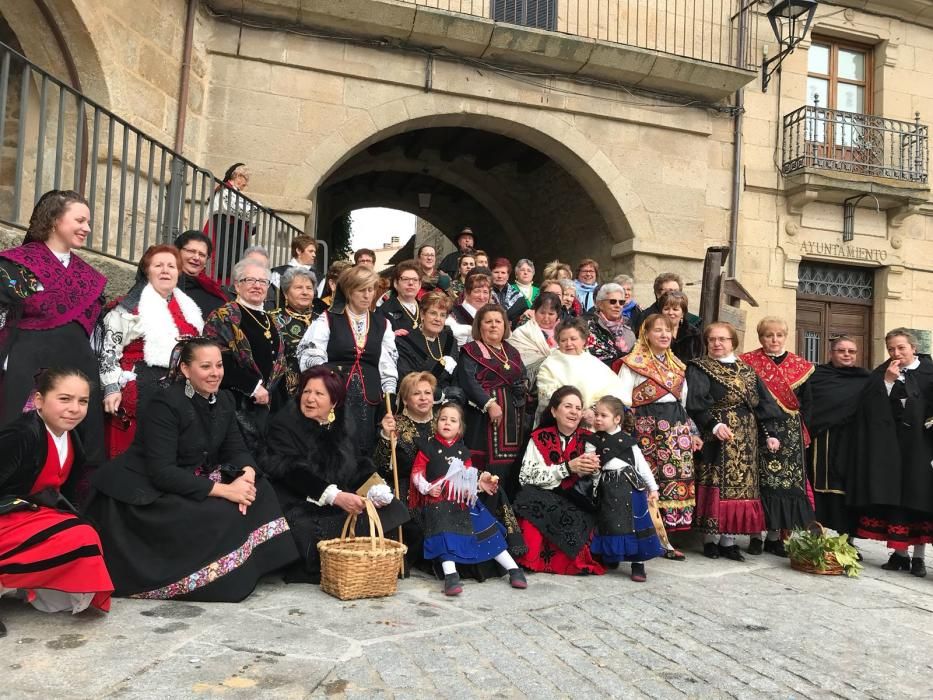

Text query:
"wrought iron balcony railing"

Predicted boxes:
[[397, 1, 760, 69], [0, 42, 305, 280], [782, 105, 929, 185]]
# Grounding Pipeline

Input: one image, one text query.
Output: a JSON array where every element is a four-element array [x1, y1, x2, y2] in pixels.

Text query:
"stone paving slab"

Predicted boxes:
[[2, 537, 932, 699]]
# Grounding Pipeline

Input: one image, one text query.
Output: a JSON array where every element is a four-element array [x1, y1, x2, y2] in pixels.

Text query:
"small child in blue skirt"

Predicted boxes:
[[409, 402, 528, 596], [585, 396, 665, 581]]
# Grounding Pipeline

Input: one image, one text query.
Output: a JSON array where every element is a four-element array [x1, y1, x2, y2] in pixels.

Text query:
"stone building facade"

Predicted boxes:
[[0, 0, 931, 365]]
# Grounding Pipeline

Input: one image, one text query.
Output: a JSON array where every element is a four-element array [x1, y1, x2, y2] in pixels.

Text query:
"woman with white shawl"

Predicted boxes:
[[535, 317, 627, 426]]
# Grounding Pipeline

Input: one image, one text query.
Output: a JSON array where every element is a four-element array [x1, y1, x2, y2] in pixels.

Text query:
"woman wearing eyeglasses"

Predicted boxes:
[[99, 245, 204, 459], [583, 282, 636, 367], [173, 230, 228, 316], [204, 259, 287, 454]]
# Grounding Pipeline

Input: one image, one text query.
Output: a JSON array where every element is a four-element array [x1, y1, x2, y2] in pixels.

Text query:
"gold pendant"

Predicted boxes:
[[439, 357, 446, 368], [503, 362, 510, 371], [264, 329, 272, 339]]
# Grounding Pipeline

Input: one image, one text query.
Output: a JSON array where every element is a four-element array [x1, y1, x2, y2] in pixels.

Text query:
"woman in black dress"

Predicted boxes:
[[204, 259, 287, 453], [374, 371, 439, 572], [849, 328, 933, 576], [173, 230, 228, 316], [262, 366, 409, 582], [658, 291, 702, 364], [457, 303, 527, 492], [271, 267, 317, 397], [378, 260, 422, 335], [806, 335, 869, 537], [85, 338, 297, 601], [297, 266, 398, 456], [0, 190, 107, 471], [396, 290, 459, 399]]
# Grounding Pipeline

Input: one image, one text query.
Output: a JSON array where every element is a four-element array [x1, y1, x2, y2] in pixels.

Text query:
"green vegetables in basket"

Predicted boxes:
[[786, 528, 863, 578]]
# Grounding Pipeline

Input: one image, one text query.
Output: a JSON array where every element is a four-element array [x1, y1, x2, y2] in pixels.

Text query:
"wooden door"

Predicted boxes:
[[795, 298, 872, 368]]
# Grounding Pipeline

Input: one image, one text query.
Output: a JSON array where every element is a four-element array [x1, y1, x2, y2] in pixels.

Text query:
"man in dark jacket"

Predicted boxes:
[[438, 227, 475, 277]]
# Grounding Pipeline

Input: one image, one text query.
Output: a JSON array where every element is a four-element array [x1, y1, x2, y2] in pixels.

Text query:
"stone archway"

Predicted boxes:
[[305, 106, 651, 270]]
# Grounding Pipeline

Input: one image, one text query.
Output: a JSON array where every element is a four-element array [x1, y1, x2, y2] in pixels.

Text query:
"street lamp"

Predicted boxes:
[[761, 0, 819, 92], [417, 192, 431, 209]]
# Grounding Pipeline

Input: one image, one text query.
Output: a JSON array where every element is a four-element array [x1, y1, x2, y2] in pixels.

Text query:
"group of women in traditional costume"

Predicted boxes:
[[4, 187, 933, 638]]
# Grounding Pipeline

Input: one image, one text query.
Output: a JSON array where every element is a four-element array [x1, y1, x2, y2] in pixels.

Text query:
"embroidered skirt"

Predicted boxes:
[[758, 412, 814, 531], [84, 475, 298, 601], [632, 401, 696, 532], [694, 403, 767, 535]]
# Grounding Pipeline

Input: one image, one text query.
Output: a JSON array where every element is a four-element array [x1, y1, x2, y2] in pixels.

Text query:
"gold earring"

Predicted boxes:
[[327, 408, 336, 424]]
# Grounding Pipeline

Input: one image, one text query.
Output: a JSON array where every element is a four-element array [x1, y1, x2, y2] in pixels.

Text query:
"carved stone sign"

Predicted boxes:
[[799, 240, 887, 263]]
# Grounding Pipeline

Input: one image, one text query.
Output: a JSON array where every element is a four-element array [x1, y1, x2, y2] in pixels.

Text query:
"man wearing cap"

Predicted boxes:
[[438, 227, 475, 277]]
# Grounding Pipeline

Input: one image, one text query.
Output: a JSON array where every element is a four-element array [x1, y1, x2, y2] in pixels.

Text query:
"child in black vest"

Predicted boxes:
[[584, 396, 665, 581], [409, 402, 528, 596]]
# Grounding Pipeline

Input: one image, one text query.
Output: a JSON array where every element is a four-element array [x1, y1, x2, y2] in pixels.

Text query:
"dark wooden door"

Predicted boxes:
[[795, 297, 872, 368]]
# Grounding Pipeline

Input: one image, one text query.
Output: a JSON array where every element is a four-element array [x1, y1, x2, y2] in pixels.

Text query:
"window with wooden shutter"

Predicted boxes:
[[492, 0, 557, 31]]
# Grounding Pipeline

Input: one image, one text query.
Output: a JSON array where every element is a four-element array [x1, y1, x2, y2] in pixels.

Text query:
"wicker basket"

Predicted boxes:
[[788, 522, 845, 576], [317, 499, 407, 600]]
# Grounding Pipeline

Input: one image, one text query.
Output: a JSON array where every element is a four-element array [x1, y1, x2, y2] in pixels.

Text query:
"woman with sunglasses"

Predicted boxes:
[[583, 282, 636, 367], [204, 259, 287, 454]]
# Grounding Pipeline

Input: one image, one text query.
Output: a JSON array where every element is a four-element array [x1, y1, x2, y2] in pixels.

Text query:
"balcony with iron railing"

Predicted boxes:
[[206, 0, 762, 101], [0, 41, 309, 281], [781, 103, 929, 216]]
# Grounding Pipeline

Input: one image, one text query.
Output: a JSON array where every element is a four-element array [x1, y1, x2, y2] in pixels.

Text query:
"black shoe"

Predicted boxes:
[[911, 558, 927, 578], [508, 568, 528, 589], [443, 573, 463, 596], [718, 544, 745, 562], [663, 549, 687, 561], [604, 561, 620, 570], [703, 542, 720, 559], [747, 538, 764, 555], [0, 618, 5, 639], [881, 552, 911, 572], [630, 563, 647, 582], [763, 539, 788, 558]]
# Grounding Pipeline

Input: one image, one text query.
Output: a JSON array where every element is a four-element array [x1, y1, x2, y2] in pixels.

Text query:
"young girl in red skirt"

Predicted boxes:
[[0, 368, 113, 637]]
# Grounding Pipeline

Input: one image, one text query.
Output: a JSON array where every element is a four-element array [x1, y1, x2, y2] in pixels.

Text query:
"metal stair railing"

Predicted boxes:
[[0, 41, 304, 281]]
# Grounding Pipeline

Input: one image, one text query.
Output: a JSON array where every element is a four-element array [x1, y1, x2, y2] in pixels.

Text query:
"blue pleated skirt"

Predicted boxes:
[[591, 489, 665, 563], [423, 501, 508, 564]]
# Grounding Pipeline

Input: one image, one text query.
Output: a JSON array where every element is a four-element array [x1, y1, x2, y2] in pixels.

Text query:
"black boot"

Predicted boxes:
[[443, 572, 463, 596], [630, 563, 647, 582], [763, 539, 787, 557], [881, 552, 911, 572], [747, 537, 764, 555], [508, 568, 528, 589], [718, 544, 746, 562], [911, 558, 927, 578], [703, 542, 720, 559]]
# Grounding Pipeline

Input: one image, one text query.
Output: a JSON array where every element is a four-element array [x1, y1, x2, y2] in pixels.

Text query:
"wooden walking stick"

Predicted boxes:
[[386, 393, 405, 577]]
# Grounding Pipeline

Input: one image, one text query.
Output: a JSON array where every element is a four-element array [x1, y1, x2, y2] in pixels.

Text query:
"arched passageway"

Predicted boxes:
[[314, 124, 630, 270]]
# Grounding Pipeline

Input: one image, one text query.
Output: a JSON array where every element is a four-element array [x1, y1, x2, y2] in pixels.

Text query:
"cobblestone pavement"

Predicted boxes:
[[3, 535, 932, 699]]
